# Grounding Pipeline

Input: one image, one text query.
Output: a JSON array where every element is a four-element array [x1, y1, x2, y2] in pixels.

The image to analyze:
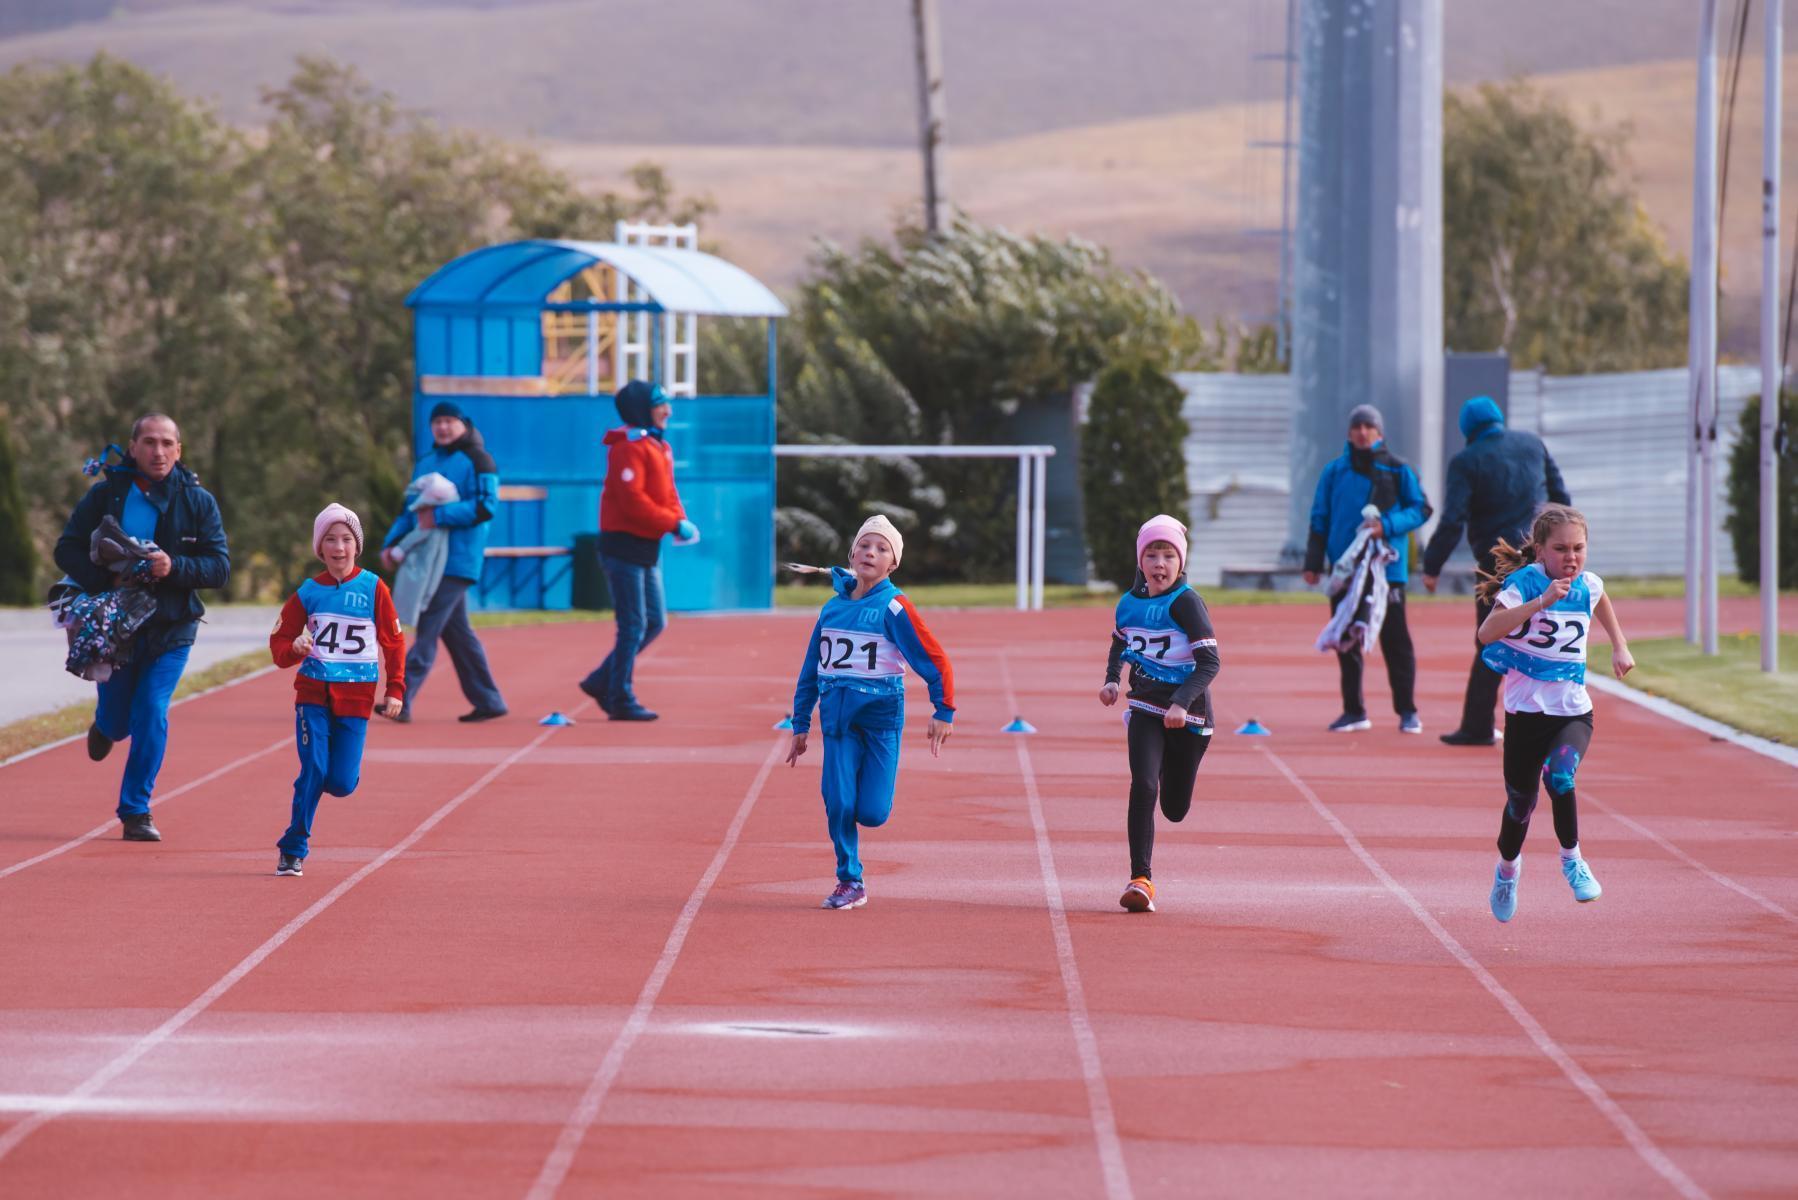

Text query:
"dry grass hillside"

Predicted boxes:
[[544, 55, 1798, 355]]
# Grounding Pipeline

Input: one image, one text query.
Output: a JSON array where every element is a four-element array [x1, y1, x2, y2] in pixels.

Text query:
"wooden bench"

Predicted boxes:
[[481, 485, 571, 606]]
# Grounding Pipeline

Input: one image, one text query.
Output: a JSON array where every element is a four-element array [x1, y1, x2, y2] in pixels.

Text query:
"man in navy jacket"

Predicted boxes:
[[54, 413, 230, 842], [1422, 395, 1570, 746], [381, 400, 508, 723], [1303, 405, 1432, 734]]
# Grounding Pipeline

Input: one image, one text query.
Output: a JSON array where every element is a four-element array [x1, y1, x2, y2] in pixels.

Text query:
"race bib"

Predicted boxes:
[[307, 614, 379, 664], [1116, 624, 1197, 667], [816, 626, 905, 678], [1501, 609, 1589, 662]]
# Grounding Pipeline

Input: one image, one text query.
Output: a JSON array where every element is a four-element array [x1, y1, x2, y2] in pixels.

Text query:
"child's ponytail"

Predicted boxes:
[[1474, 503, 1589, 605]]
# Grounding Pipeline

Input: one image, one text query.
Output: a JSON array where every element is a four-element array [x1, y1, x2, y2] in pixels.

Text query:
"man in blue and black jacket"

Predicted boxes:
[[54, 413, 230, 843], [1303, 404, 1432, 734], [1422, 394, 1571, 746], [380, 400, 508, 723]]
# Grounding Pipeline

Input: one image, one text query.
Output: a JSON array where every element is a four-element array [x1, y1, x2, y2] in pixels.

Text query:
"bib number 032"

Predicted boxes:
[[1506, 614, 1586, 655]]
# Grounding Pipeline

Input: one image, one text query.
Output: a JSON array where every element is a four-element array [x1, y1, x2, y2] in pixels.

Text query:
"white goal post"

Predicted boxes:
[[772, 444, 1057, 611]]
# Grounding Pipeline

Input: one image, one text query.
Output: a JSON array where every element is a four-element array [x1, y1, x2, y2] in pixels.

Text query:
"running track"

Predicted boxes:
[[2, 600, 1793, 1198]]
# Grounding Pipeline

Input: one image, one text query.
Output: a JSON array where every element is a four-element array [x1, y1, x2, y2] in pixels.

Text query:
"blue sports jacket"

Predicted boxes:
[[1422, 400, 1570, 574], [382, 424, 499, 583], [790, 568, 955, 736], [1304, 441, 1431, 584]]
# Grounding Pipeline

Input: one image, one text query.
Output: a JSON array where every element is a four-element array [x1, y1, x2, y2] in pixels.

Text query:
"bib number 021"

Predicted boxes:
[[818, 634, 878, 672]]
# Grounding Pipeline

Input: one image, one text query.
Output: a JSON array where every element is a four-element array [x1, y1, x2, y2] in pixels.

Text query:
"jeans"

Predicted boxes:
[[582, 555, 667, 709], [279, 703, 368, 858], [95, 642, 192, 818], [403, 576, 506, 717]]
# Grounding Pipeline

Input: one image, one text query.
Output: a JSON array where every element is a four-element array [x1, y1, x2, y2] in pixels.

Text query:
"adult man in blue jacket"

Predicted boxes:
[[54, 413, 231, 842], [1422, 395, 1570, 746], [1302, 404, 1432, 734], [380, 401, 508, 723]]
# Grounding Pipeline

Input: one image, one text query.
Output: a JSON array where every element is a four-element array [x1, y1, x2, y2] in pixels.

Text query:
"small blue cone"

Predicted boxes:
[[539, 711, 574, 727], [1002, 716, 1037, 734], [1235, 718, 1271, 736], [773, 714, 794, 730]]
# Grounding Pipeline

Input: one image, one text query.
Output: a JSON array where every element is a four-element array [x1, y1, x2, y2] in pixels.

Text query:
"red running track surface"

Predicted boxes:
[[1, 599, 1794, 1198]]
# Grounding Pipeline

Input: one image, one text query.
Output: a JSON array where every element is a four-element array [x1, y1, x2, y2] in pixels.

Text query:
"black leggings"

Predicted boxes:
[[1126, 709, 1210, 879], [1496, 710, 1593, 860]]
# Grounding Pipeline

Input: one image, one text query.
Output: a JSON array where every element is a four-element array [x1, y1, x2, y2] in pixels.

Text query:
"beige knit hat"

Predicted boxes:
[[313, 502, 364, 560], [852, 514, 904, 567]]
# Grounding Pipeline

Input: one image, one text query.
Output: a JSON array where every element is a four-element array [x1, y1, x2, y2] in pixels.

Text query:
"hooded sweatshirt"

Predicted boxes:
[[789, 567, 955, 735], [598, 410, 686, 566], [1421, 396, 1571, 574], [382, 423, 499, 582]]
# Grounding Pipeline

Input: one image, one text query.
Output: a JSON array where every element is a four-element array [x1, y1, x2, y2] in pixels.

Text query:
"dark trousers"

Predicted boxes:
[[1329, 583, 1417, 718], [581, 555, 667, 708], [1457, 553, 1505, 738], [1125, 709, 1210, 879], [403, 576, 506, 716], [1496, 710, 1593, 859]]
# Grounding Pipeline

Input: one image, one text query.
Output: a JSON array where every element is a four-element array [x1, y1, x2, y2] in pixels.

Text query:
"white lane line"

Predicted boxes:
[[0, 714, 572, 1165], [999, 655, 1134, 1200], [1584, 791, 1797, 925], [0, 736, 289, 882], [528, 735, 787, 1200], [1587, 675, 1798, 770], [0, 664, 279, 770], [1259, 746, 1709, 1200]]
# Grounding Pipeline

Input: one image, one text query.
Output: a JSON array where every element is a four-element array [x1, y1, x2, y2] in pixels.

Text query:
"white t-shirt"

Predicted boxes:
[[1491, 568, 1605, 717]]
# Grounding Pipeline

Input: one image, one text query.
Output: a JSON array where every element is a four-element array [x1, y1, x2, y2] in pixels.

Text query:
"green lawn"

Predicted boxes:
[[1619, 632, 1798, 744]]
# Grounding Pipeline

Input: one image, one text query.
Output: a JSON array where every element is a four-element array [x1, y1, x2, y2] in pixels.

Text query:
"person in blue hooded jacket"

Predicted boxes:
[[1301, 404, 1432, 734], [1422, 395, 1571, 747], [785, 515, 955, 911], [380, 400, 507, 723]]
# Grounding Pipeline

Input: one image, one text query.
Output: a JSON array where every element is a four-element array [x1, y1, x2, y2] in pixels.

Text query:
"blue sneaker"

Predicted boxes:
[[822, 881, 867, 910], [1561, 856, 1602, 902], [1490, 861, 1519, 922], [1398, 712, 1423, 734]]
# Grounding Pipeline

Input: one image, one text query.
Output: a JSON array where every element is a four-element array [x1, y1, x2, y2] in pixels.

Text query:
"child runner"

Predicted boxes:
[[785, 515, 954, 910], [267, 504, 406, 877], [1100, 515, 1221, 913], [1475, 504, 1633, 922]]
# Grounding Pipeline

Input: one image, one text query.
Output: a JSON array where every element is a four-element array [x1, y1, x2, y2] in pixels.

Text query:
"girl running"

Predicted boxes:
[[1101, 515, 1221, 913], [268, 504, 406, 877], [786, 515, 955, 910], [1475, 504, 1633, 922]]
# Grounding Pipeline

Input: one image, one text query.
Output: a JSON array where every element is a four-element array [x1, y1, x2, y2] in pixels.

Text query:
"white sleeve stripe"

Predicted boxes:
[[888, 598, 903, 615], [1192, 638, 1218, 648]]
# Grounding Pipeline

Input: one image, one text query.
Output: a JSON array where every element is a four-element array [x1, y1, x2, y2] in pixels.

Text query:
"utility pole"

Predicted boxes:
[[911, 0, 950, 234], [1762, 0, 1783, 671], [1690, 0, 1720, 654]]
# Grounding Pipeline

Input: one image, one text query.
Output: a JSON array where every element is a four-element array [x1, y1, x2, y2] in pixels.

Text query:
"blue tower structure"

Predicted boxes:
[[406, 238, 787, 612]]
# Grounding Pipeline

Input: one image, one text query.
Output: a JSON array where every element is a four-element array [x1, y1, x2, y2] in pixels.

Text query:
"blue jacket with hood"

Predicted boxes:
[[1304, 440, 1431, 584], [382, 423, 499, 583], [789, 568, 955, 736], [1421, 396, 1571, 574]]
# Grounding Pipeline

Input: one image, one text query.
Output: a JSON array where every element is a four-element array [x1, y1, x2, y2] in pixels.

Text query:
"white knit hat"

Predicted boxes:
[[852, 514, 904, 567], [313, 503, 364, 560]]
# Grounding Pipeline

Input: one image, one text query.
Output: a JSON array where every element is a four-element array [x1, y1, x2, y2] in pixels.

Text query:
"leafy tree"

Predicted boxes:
[[0, 414, 36, 604], [707, 216, 1208, 580], [1724, 393, 1796, 588], [0, 54, 709, 595], [1080, 360, 1191, 589], [1444, 80, 1687, 373]]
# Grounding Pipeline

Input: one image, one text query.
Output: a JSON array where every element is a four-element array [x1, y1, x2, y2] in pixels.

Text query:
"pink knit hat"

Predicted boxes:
[[1135, 513, 1188, 576], [313, 503, 364, 560]]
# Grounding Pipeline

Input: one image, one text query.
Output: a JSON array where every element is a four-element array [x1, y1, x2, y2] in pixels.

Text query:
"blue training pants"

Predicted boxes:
[[95, 643, 192, 819], [820, 724, 901, 884], [279, 703, 368, 858]]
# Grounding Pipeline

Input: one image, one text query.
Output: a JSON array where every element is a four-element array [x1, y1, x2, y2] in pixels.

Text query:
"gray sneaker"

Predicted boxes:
[[821, 881, 867, 910], [276, 853, 304, 877]]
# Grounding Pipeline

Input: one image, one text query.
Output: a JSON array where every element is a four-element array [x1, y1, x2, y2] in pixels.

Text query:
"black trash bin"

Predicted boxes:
[[571, 533, 612, 610]]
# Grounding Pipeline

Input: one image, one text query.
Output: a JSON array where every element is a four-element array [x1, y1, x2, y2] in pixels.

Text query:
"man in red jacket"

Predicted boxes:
[[579, 381, 698, 721]]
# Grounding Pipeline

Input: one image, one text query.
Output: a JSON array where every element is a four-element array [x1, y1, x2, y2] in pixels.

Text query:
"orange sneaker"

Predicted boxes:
[[1119, 876, 1155, 913]]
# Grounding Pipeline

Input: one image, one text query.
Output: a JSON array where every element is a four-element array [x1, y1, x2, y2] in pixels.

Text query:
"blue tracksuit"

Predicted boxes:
[[790, 569, 955, 884]]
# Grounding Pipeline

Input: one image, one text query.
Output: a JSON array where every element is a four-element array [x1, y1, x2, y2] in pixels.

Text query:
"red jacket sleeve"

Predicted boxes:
[[605, 439, 686, 536], [269, 594, 309, 669], [374, 579, 407, 701]]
